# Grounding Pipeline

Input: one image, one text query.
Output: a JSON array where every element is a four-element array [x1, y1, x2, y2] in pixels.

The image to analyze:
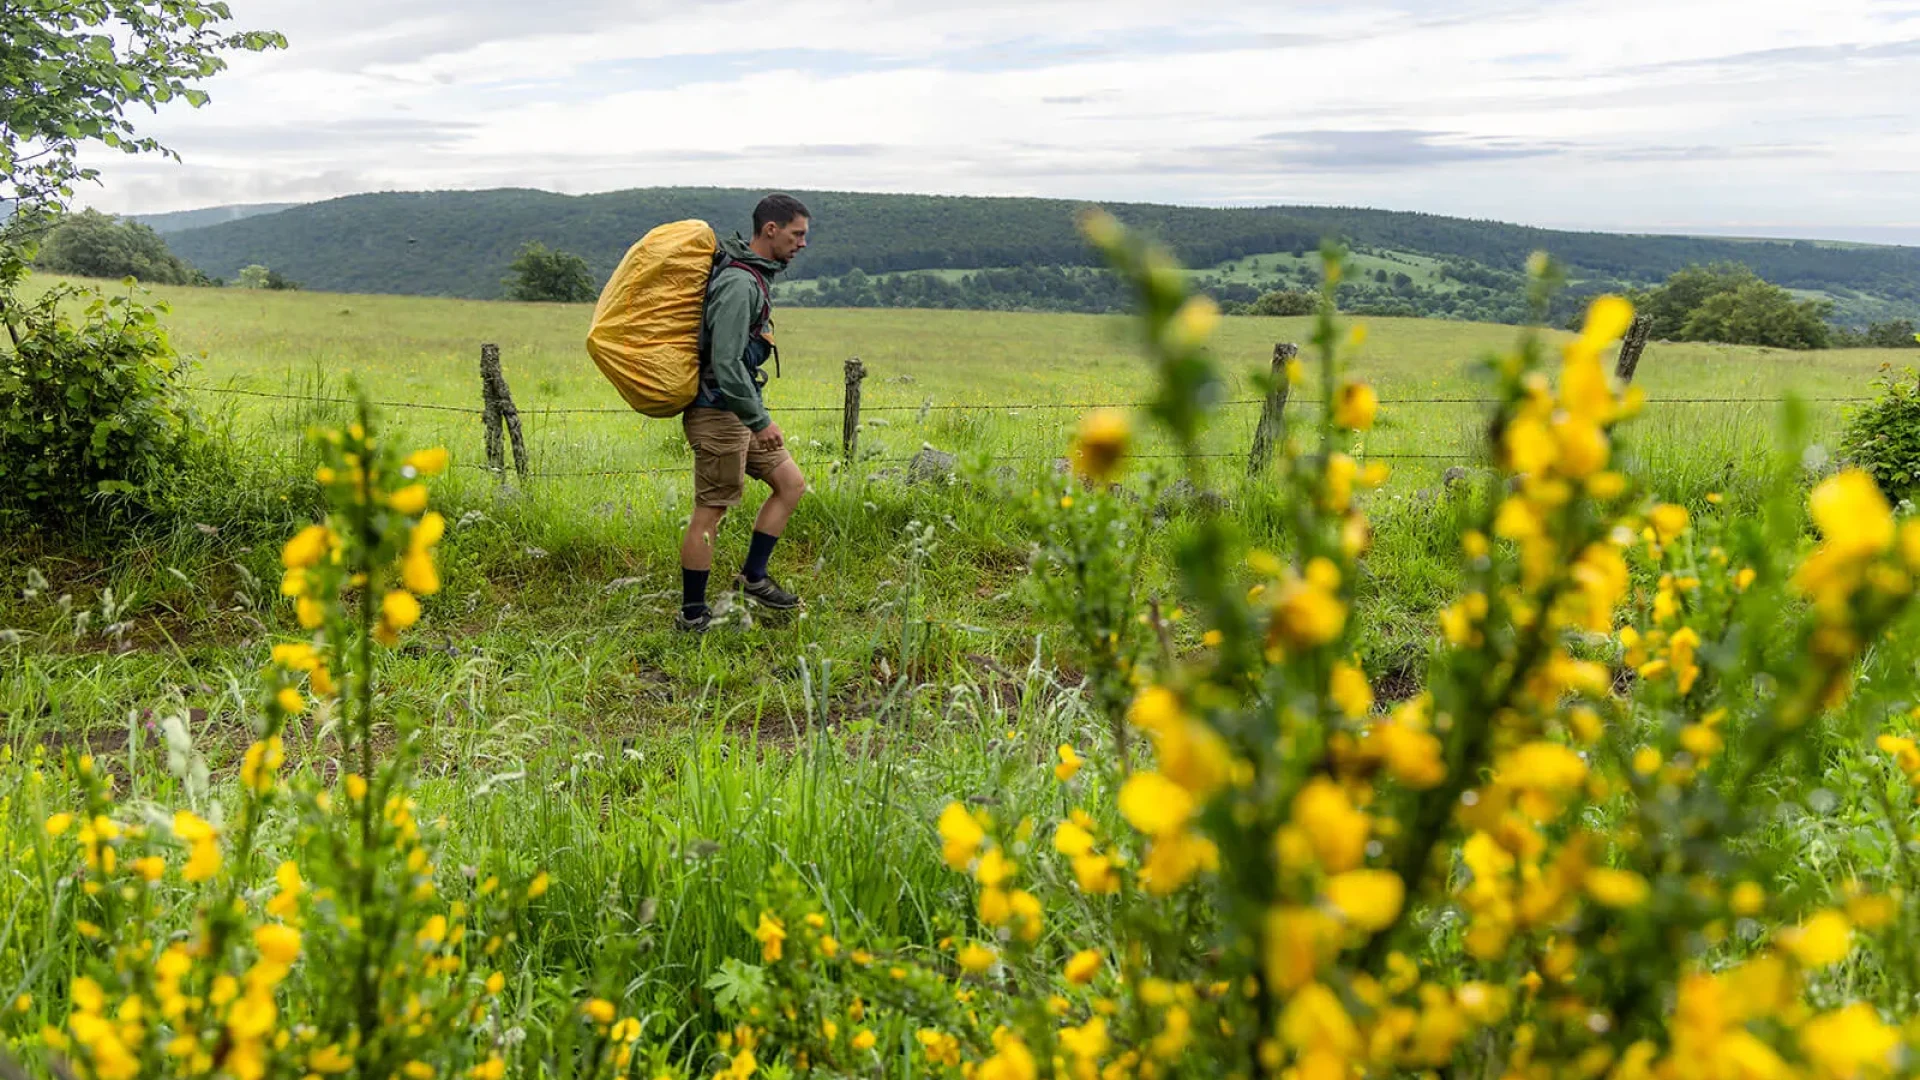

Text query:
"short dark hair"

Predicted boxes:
[[753, 193, 810, 233]]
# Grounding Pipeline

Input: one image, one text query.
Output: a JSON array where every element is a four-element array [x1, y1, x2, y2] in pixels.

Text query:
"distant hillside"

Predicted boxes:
[[160, 187, 1920, 323], [134, 203, 300, 234]]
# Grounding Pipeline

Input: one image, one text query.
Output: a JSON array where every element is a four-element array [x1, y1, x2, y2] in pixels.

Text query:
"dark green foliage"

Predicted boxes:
[[1841, 368, 1920, 504], [789, 265, 1133, 312], [1635, 264, 1832, 349], [505, 242, 595, 303], [1679, 280, 1832, 349], [1835, 319, 1920, 349], [1868, 319, 1920, 348], [163, 188, 1920, 322], [237, 264, 299, 290], [35, 209, 203, 284], [0, 281, 200, 520], [1247, 289, 1318, 316]]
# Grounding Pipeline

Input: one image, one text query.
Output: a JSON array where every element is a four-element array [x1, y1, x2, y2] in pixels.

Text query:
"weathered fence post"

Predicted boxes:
[[842, 357, 866, 464], [1614, 314, 1654, 386], [479, 343, 529, 480], [480, 344, 504, 476], [1247, 343, 1297, 477]]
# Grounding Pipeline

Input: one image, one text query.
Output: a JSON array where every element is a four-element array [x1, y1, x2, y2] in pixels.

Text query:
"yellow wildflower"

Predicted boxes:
[[1065, 949, 1102, 985], [582, 999, 616, 1025], [1054, 744, 1083, 782], [1070, 409, 1131, 483], [938, 802, 986, 870], [957, 942, 996, 974], [754, 911, 786, 963], [254, 924, 302, 965], [1333, 382, 1378, 431], [281, 524, 332, 569], [1330, 661, 1373, 718], [1781, 910, 1852, 967], [389, 483, 429, 515], [1290, 778, 1368, 872], [1649, 504, 1690, 544], [1811, 469, 1894, 558], [1118, 771, 1194, 837], [1324, 870, 1404, 932], [406, 447, 450, 476], [1584, 868, 1651, 908], [381, 589, 421, 630]]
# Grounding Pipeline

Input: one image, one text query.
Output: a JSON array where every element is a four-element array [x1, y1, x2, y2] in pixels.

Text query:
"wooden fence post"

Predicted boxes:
[[1615, 314, 1654, 385], [479, 343, 529, 480], [1247, 343, 1297, 477], [480, 344, 504, 476], [842, 357, 866, 464]]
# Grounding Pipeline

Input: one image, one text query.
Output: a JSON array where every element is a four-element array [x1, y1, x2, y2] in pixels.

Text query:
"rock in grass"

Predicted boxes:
[[909, 448, 957, 484]]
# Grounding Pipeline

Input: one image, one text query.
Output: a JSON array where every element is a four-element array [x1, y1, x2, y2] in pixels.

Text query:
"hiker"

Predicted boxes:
[[676, 193, 811, 632]]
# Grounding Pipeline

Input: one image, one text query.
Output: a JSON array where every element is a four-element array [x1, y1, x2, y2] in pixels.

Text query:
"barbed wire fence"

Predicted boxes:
[[184, 333, 1869, 484]]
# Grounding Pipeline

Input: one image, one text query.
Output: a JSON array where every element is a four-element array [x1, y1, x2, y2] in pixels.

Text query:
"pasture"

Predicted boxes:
[[6, 271, 1919, 1077]]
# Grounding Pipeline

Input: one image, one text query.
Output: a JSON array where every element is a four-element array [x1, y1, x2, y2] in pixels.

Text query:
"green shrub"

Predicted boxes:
[[34, 209, 205, 285], [0, 278, 200, 521], [1839, 367, 1920, 505]]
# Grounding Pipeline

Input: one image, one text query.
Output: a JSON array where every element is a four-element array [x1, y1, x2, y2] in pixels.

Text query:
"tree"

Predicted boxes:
[[1678, 279, 1832, 349], [1635, 263, 1759, 339], [236, 264, 297, 290], [1, 0, 285, 314], [35, 209, 201, 284], [1248, 290, 1319, 317], [1866, 319, 1919, 348], [505, 242, 595, 302]]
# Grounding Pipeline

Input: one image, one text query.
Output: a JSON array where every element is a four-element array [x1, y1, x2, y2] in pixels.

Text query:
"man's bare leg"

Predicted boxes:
[[751, 459, 807, 539]]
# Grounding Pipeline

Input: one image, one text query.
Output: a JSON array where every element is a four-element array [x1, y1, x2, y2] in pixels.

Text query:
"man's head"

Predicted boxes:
[[751, 193, 810, 263]]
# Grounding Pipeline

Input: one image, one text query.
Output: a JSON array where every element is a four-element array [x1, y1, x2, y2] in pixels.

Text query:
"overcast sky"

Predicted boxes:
[[79, 0, 1920, 244]]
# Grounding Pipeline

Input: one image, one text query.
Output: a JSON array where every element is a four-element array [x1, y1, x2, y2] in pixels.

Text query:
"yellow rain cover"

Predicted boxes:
[[585, 219, 717, 417]]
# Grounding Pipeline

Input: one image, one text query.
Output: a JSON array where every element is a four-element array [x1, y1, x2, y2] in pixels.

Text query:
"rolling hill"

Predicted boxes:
[[158, 187, 1920, 324], [132, 202, 301, 234]]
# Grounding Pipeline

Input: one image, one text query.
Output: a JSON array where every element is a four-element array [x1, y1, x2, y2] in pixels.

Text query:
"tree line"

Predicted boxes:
[[29, 209, 1920, 351]]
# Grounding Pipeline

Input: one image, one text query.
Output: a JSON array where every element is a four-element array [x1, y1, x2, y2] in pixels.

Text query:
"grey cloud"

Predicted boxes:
[[1253, 129, 1568, 169], [1597, 143, 1825, 163], [1597, 36, 1920, 77], [170, 117, 483, 152]]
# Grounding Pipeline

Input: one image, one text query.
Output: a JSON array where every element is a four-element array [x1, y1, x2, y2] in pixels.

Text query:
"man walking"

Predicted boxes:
[[677, 193, 811, 633]]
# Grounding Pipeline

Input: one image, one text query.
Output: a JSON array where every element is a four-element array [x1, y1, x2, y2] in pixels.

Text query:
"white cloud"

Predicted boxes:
[[77, 0, 1920, 241]]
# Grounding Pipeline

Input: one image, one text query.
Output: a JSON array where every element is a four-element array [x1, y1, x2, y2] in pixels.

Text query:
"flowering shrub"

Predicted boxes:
[[699, 219, 1920, 1078], [14, 405, 659, 1080]]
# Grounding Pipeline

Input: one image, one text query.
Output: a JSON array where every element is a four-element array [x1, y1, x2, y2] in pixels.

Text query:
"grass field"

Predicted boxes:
[[6, 274, 1919, 1074], [10, 275, 1906, 735]]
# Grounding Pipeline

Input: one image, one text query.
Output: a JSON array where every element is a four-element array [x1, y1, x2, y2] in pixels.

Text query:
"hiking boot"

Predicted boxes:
[[674, 607, 714, 634], [736, 574, 801, 611]]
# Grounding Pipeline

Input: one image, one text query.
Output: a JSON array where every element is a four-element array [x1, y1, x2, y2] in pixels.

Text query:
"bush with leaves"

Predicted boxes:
[[1840, 366, 1920, 506], [34, 210, 203, 285], [0, 277, 201, 521], [505, 243, 596, 303]]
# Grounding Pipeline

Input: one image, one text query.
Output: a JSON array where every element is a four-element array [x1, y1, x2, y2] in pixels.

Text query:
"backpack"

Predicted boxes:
[[586, 220, 769, 418]]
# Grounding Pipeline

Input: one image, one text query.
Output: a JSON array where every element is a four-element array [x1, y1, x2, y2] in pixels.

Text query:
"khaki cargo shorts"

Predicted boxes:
[[682, 407, 793, 508]]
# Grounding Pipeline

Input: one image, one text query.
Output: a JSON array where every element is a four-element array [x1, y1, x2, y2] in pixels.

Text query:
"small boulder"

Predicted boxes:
[[909, 448, 957, 484]]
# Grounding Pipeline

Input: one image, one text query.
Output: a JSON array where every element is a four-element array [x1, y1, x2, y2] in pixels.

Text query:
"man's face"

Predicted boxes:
[[762, 216, 809, 262]]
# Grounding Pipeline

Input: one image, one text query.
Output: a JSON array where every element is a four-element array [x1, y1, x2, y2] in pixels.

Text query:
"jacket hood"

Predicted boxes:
[[719, 233, 786, 275]]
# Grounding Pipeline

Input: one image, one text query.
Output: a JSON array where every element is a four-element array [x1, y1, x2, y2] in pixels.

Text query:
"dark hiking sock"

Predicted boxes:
[[681, 568, 710, 617], [742, 531, 780, 583]]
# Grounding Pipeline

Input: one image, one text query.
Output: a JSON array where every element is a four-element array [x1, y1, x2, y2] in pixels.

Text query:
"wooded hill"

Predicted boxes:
[[159, 187, 1920, 323]]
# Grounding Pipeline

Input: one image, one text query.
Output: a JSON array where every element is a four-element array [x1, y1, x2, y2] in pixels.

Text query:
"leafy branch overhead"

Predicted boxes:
[[0, 0, 286, 219]]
